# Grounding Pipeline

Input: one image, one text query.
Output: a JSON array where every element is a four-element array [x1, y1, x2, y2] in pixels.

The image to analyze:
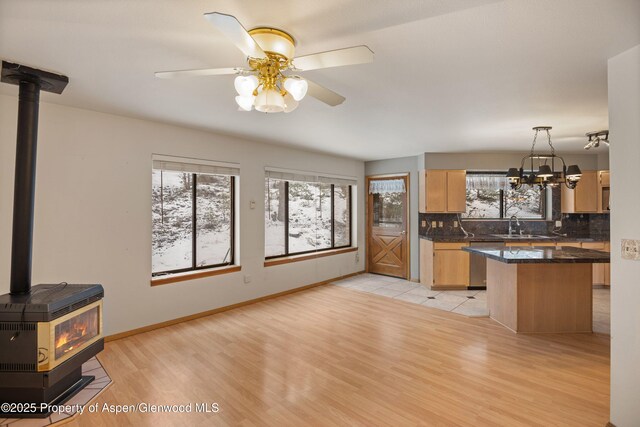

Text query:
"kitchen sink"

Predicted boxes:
[[490, 234, 553, 239]]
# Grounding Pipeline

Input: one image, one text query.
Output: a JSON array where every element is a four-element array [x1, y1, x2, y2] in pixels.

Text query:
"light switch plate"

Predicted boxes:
[[438, 221, 444, 228], [421, 220, 426, 227], [621, 239, 640, 260], [453, 221, 459, 228], [555, 220, 562, 228], [431, 221, 437, 228]]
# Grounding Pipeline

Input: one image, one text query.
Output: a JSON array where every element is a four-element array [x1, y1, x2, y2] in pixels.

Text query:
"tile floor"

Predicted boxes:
[[1, 357, 112, 427], [331, 273, 611, 334]]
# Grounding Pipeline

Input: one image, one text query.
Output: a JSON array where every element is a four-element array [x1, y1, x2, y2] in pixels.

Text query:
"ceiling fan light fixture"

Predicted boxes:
[[283, 92, 299, 113], [235, 95, 255, 111], [284, 77, 308, 101], [234, 75, 259, 96], [254, 88, 284, 113]]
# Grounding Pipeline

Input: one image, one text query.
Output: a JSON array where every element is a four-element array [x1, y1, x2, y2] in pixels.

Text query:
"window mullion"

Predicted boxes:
[[284, 181, 289, 256], [192, 173, 197, 270], [330, 184, 335, 248]]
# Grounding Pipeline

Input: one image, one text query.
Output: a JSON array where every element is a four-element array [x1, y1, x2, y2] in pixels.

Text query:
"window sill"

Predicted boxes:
[[264, 247, 358, 267], [150, 265, 242, 286]]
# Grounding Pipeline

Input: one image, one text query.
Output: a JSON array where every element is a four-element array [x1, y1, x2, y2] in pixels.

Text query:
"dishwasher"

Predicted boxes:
[[469, 241, 505, 288]]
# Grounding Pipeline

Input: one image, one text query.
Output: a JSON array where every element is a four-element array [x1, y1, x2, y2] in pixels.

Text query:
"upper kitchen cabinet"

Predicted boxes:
[[561, 170, 610, 213], [419, 170, 466, 213]]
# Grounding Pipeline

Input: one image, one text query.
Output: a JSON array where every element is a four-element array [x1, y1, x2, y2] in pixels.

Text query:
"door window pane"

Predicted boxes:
[[334, 185, 350, 247], [196, 174, 232, 266], [152, 170, 193, 273], [372, 191, 403, 228], [265, 178, 286, 257]]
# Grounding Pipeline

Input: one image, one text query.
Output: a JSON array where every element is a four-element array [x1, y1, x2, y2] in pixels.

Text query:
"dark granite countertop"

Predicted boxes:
[[462, 245, 611, 264], [419, 234, 610, 243]]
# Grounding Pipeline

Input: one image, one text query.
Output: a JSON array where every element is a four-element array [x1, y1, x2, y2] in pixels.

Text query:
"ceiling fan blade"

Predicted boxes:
[[306, 79, 345, 106], [293, 45, 374, 71], [155, 67, 245, 79], [204, 12, 267, 59]]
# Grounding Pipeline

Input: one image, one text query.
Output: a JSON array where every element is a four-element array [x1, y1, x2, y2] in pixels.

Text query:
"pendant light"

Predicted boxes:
[[507, 126, 582, 190]]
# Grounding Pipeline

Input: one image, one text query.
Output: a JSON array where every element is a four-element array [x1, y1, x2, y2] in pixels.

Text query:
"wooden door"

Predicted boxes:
[[446, 170, 467, 213], [367, 175, 409, 279]]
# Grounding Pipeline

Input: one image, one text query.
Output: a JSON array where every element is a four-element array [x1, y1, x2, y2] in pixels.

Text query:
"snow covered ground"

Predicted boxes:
[[152, 170, 232, 274]]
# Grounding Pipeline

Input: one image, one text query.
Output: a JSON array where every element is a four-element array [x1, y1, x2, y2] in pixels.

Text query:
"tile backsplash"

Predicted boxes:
[[418, 212, 610, 238]]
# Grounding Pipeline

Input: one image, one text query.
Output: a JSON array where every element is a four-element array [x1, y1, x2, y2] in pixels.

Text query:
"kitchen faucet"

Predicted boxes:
[[508, 215, 521, 236]]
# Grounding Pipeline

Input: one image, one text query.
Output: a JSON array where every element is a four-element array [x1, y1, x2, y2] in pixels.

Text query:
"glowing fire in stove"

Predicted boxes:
[[54, 306, 99, 359]]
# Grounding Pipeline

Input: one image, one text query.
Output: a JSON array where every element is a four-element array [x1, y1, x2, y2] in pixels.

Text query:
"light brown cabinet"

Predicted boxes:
[[420, 240, 469, 288], [419, 169, 466, 213], [562, 170, 610, 213]]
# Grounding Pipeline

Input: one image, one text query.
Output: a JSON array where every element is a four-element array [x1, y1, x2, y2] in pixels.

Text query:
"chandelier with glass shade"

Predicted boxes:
[[506, 126, 582, 190]]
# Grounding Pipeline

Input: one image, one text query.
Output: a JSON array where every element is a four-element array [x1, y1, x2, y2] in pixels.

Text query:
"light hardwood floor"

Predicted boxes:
[[69, 284, 610, 426]]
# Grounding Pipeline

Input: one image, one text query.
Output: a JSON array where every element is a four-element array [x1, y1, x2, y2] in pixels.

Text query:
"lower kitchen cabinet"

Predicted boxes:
[[420, 240, 469, 289]]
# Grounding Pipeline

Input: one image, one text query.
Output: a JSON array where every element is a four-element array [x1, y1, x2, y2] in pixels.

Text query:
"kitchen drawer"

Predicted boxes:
[[433, 242, 469, 250]]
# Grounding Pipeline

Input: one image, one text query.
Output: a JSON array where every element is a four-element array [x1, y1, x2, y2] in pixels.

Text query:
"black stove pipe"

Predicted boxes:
[[1, 61, 68, 295], [9, 80, 41, 295]]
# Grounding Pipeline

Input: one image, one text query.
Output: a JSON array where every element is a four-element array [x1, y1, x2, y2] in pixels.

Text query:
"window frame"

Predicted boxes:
[[464, 171, 547, 220], [152, 171, 236, 277], [265, 180, 353, 259]]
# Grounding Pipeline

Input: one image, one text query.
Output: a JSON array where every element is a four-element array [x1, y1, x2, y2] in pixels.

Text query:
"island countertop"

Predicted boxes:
[[462, 245, 611, 264]]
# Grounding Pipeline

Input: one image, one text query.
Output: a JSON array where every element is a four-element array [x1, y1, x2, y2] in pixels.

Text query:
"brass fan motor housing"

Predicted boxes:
[[247, 27, 296, 92]]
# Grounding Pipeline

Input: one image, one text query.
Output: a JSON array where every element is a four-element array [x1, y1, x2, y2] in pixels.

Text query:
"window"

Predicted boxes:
[[464, 172, 546, 219], [265, 171, 354, 258], [152, 157, 238, 276]]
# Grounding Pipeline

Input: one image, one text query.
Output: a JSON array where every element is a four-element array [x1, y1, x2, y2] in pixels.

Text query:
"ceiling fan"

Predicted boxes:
[[155, 12, 374, 113]]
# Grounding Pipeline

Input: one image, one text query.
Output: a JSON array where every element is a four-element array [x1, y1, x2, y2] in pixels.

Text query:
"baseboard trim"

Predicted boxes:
[[606, 422, 616, 427], [105, 270, 365, 342]]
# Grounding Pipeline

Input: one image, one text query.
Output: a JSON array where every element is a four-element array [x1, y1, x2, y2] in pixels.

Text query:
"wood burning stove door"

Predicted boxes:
[[37, 300, 103, 372]]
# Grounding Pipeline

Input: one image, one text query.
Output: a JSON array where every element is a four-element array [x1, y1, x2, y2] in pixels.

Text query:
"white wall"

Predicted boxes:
[[365, 155, 421, 280], [608, 44, 640, 427], [0, 94, 365, 336]]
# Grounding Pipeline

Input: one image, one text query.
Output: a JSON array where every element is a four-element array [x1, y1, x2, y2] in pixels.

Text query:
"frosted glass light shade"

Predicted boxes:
[[284, 77, 308, 101], [283, 92, 298, 113], [235, 95, 255, 111], [234, 75, 259, 96], [254, 88, 284, 113]]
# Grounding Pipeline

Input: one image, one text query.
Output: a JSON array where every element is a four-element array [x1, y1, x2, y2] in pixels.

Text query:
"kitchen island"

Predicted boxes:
[[463, 245, 610, 333]]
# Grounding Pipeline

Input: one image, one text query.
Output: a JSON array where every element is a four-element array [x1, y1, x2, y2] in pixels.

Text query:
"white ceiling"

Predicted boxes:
[[1, 0, 638, 160]]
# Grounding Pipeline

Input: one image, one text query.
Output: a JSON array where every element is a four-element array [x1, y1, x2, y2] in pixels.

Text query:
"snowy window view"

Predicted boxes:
[[265, 177, 352, 257], [464, 173, 545, 219], [152, 169, 234, 275]]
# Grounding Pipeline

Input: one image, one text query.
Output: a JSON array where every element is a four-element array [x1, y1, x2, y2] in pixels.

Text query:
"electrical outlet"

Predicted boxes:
[[421, 220, 426, 227], [438, 221, 444, 228], [243, 275, 252, 284], [621, 239, 640, 260], [555, 220, 562, 228], [355, 252, 360, 263], [453, 221, 459, 228]]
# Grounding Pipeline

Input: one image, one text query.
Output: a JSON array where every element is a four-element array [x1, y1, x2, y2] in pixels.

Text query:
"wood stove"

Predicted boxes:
[[0, 62, 104, 418]]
